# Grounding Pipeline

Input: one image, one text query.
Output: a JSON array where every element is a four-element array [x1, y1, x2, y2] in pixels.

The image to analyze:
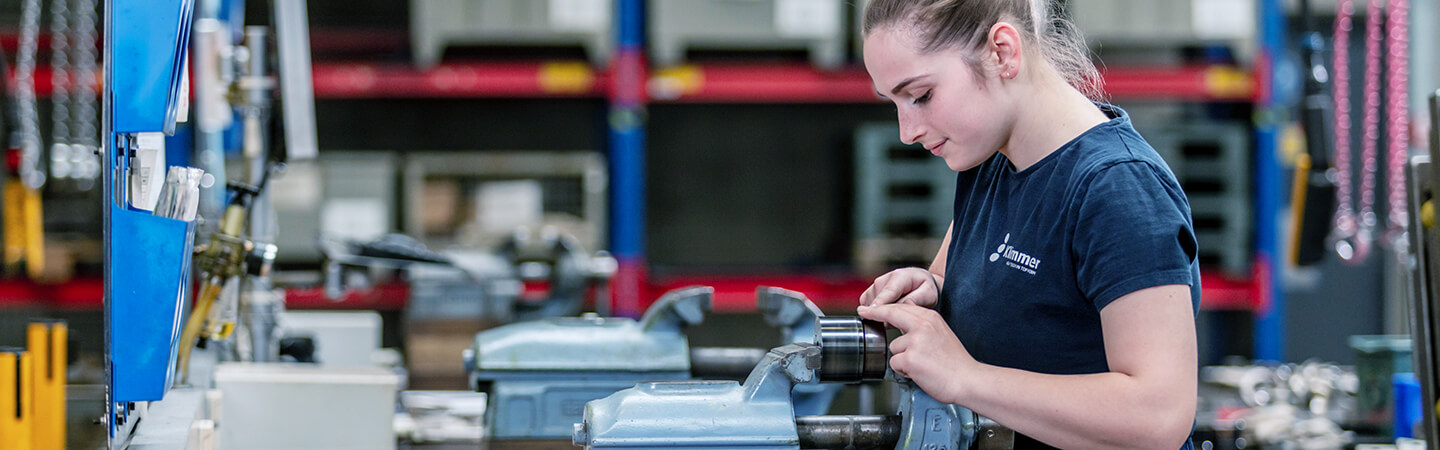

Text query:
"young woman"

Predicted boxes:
[[854, 0, 1200, 448]]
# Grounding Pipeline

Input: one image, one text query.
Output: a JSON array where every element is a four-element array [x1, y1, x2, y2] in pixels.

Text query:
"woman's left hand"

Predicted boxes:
[[857, 303, 979, 404]]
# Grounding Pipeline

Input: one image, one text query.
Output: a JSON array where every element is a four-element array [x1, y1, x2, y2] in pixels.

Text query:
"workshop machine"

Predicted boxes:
[[468, 285, 842, 441], [574, 317, 1014, 450]]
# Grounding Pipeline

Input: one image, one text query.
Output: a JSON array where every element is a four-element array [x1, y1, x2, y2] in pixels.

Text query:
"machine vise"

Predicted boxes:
[[468, 285, 841, 441], [573, 317, 1015, 450]]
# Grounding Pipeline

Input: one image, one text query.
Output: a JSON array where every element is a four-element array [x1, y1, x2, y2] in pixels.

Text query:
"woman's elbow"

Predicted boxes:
[[1141, 397, 1196, 449]]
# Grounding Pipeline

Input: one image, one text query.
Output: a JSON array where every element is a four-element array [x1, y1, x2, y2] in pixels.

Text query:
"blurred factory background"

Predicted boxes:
[[0, 0, 1437, 448]]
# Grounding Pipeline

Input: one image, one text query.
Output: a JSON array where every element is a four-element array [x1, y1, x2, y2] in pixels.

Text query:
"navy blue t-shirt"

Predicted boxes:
[[938, 104, 1200, 449]]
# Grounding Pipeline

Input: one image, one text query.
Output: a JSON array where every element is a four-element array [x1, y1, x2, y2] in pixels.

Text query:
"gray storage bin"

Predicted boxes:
[[650, 0, 847, 69], [411, 0, 614, 68]]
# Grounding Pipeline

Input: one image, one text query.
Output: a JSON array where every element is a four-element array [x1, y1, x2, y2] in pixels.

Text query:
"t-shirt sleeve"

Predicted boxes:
[[1073, 161, 1198, 311]]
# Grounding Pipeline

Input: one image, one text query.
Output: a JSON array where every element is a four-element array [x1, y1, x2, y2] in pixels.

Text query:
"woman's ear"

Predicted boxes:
[[988, 21, 1023, 79]]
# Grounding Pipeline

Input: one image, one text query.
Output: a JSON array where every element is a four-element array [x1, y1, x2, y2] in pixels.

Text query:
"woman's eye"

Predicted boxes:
[[913, 91, 932, 105]]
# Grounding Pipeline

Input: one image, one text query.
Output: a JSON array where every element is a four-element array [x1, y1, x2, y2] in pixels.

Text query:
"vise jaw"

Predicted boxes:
[[574, 343, 823, 449], [470, 286, 712, 440]]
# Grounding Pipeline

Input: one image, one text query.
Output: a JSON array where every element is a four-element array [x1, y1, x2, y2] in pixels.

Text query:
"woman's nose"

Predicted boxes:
[[898, 109, 924, 145]]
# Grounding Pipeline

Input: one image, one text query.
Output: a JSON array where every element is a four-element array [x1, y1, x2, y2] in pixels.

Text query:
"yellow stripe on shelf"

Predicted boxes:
[[651, 65, 704, 100], [1204, 67, 1254, 100], [538, 62, 595, 94]]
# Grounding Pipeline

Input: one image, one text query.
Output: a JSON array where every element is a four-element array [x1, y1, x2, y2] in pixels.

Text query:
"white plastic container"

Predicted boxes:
[[279, 310, 383, 366], [214, 363, 401, 449]]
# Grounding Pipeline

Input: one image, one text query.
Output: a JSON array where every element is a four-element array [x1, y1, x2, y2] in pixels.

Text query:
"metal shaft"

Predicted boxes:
[[817, 317, 888, 382], [796, 415, 901, 450], [688, 347, 768, 380]]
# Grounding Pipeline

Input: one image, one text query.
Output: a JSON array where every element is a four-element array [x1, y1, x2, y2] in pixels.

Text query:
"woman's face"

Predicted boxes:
[[863, 27, 1011, 172]]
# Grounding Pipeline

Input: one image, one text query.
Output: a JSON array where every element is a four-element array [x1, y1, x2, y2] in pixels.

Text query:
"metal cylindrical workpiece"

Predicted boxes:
[[976, 415, 1016, 450], [689, 347, 769, 380], [796, 415, 901, 449], [817, 317, 887, 382]]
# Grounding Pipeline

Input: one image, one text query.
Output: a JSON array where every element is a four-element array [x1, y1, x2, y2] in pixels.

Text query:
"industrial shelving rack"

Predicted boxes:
[[0, 0, 1289, 358]]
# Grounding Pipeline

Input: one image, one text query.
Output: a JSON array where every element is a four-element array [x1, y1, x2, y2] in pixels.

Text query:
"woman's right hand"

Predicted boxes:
[[858, 267, 940, 308]]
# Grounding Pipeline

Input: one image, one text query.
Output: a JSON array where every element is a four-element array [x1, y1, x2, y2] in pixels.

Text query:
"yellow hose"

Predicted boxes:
[[175, 282, 222, 386]]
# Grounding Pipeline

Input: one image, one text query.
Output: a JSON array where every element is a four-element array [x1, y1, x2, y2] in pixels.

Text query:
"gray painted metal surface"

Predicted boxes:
[[472, 286, 710, 439], [573, 335, 1009, 450], [472, 286, 842, 440], [473, 286, 710, 373], [576, 343, 822, 449]]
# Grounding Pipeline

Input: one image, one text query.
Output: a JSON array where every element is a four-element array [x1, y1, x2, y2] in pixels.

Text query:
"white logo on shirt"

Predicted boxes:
[[989, 233, 1041, 275]]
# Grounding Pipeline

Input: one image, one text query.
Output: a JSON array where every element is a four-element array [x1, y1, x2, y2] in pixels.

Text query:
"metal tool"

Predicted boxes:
[[176, 170, 280, 385], [574, 316, 1013, 450], [469, 285, 841, 441]]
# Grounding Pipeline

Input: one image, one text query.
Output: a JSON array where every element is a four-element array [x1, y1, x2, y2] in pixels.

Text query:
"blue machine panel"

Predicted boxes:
[[106, 0, 197, 407], [108, 206, 195, 402], [111, 0, 193, 134]]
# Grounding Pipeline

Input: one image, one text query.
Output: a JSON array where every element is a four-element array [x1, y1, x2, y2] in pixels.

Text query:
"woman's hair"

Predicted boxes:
[[863, 0, 1103, 99]]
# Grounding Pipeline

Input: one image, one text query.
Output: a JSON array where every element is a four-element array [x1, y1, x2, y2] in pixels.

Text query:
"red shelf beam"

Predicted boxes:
[[1097, 65, 1256, 102], [309, 62, 1255, 102], [648, 64, 880, 103], [0, 278, 103, 311], [311, 62, 607, 99], [283, 283, 410, 310], [0, 265, 1259, 314]]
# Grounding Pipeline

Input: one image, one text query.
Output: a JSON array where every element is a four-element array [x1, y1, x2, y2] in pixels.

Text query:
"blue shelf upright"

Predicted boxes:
[[1254, 0, 1289, 361], [609, 0, 647, 317]]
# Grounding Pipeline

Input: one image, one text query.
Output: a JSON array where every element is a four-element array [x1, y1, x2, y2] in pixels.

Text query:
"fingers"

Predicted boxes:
[[870, 284, 907, 306], [860, 268, 934, 307], [895, 287, 934, 307], [889, 333, 911, 354], [889, 349, 914, 379], [857, 272, 890, 306], [857, 303, 931, 333]]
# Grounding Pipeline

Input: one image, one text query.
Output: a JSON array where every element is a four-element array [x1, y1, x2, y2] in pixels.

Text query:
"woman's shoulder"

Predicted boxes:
[[1064, 117, 1173, 182]]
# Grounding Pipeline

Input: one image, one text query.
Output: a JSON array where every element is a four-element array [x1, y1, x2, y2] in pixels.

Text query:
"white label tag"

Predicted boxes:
[[1192, 0, 1254, 40], [550, 0, 609, 32], [775, 0, 841, 39], [131, 133, 166, 211]]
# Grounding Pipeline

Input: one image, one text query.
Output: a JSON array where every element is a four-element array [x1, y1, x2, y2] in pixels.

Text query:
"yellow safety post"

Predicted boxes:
[[0, 348, 33, 450], [28, 321, 65, 450]]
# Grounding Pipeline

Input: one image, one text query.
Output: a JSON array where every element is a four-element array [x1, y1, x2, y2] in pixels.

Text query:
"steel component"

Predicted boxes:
[[817, 317, 888, 383], [689, 347, 768, 380], [574, 343, 822, 449], [795, 415, 901, 449], [758, 286, 842, 415], [472, 286, 710, 440], [974, 415, 1016, 450], [894, 375, 1013, 450], [1409, 96, 1440, 449], [757, 286, 823, 344], [573, 315, 1013, 450]]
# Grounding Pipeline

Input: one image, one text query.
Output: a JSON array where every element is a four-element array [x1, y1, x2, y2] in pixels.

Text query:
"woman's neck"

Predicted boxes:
[[1000, 70, 1109, 171]]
